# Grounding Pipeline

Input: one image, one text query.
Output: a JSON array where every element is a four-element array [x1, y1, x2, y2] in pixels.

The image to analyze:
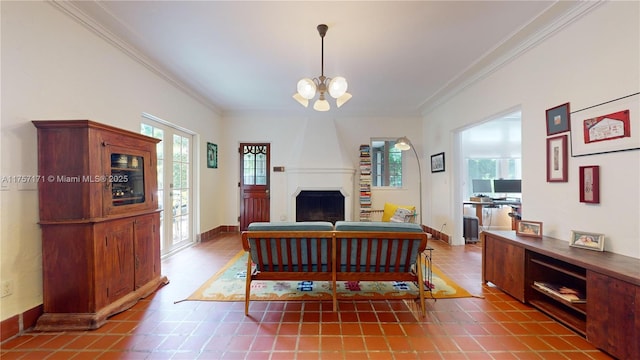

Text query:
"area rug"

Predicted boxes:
[[176, 251, 477, 303]]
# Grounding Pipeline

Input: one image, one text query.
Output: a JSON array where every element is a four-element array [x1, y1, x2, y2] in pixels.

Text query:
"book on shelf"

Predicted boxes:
[[533, 281, 586, 303], [359, 144, 372, 220]]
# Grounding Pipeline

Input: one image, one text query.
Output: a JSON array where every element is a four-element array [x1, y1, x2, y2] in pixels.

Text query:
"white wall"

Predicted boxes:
[[424, 1, 640, 257], [222, 114, 423, 225], [1, 2, 222, 321]]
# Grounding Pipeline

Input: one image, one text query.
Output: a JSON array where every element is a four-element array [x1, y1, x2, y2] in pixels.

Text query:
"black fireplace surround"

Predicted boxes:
[[296, 190, 345, 224]]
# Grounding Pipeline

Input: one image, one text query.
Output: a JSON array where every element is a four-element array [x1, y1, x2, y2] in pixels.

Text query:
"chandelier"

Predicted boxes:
[[293, 24, 352, 111]]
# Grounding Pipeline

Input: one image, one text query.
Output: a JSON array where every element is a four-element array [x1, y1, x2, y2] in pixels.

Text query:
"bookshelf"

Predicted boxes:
[[527, 253, 587, 335], [358, 144, 372, 221]]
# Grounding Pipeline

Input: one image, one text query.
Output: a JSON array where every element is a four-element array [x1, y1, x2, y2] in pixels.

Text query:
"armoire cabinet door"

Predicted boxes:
[[96, 219, 135, 307], [134, 213, 160, 289]]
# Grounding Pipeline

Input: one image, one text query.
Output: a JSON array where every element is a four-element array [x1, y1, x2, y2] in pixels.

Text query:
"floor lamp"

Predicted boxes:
[[395, 136, 422, 225]]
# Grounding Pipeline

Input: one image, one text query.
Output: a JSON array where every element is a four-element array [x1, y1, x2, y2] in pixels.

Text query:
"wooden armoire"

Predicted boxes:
[[32, 120, 168, 331]]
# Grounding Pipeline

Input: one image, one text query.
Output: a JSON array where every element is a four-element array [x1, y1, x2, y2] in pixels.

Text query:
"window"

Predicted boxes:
[[371, 139, 403, 187], [242, 145, 268, 185], [467, 157, 522, 196]]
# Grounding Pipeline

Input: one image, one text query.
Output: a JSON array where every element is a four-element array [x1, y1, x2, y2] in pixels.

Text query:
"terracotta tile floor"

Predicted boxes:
[[1, 233, 613, 359]]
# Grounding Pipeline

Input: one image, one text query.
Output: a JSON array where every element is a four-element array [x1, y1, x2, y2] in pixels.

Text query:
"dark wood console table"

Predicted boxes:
[[482, 230, 639, 359]]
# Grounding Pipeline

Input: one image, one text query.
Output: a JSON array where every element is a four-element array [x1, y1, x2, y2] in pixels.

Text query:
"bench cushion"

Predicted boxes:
[[248, 221, 334, 231], [334, 221, 423, 232]]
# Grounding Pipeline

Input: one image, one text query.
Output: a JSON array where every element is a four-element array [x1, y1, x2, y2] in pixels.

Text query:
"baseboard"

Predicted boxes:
[[1, 305, 42, 343], [423, 225, 450, 244], [199, 225, 240, 242]]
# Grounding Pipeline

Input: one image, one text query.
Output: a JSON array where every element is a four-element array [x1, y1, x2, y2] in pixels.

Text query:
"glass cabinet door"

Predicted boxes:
[[102, 145, 158, 216], [110, 153, 146, 206]]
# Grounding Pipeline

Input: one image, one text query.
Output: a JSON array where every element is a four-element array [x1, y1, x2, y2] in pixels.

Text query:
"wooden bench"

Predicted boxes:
[[241, 221, 429, 315]]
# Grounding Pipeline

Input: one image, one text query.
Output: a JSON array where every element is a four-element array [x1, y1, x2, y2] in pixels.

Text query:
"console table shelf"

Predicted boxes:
[[528, 299, 586, 335], [482, 230, 640, 359]]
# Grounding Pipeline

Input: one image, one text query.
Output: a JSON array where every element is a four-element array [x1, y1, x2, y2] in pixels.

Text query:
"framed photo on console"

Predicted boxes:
[[570, 230, 605, 251], [516, 220, 543, 238]]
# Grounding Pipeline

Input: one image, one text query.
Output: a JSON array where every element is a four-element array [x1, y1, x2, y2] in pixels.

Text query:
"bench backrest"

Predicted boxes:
[[243, 222, 335, 272], [334, 221, 426, 272], [242, 221, 427, 274]]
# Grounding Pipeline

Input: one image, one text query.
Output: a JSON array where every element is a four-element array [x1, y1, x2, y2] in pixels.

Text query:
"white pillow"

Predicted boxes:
[[390, 207, 413, 223]]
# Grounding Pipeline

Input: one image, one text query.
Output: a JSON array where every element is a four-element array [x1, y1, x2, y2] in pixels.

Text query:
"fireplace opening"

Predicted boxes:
[[296, 190, 345, 224]]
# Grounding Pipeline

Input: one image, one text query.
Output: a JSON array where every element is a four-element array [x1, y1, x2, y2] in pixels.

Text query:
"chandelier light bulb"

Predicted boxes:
[[297, 78, 317, 99], [328, 76, 348, 98]]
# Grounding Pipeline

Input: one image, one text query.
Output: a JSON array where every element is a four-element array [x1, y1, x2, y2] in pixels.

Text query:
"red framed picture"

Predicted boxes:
[[570, 93, 639, 156], [579, 165, 599, 203], [547, 135, 568, 182]]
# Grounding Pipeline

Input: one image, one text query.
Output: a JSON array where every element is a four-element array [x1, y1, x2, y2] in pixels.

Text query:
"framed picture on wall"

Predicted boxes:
[[579, 165, 599, 203], [207, 142, 218, 169], [546, 102, 571, 135], [430, 152, 445, 173], [546, 135, 568, 182], [570, 92, 640, 156]]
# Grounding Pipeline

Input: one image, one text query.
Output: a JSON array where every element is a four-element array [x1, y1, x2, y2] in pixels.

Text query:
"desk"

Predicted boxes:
[[463, 200, 521, 228]]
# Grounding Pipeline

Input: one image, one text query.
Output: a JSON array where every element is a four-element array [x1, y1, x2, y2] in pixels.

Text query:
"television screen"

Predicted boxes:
[[493, 179, 521, 193], [472, 179, 492, 194]]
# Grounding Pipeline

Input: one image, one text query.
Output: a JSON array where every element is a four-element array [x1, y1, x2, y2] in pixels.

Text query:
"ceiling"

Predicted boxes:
[[57, 1, 586, 117]]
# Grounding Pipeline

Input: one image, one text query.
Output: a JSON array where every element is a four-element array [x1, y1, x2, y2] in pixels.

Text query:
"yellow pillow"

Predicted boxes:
[[381, 203, 416, 222]]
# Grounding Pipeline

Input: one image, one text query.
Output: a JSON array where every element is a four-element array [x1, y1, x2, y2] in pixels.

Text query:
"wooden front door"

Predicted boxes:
[[239, 143, 270, 231]]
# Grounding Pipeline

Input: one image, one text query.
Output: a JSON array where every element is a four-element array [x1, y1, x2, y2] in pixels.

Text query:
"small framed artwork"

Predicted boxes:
[[430, 152, 445, 173], [546, 135, 568, 182], [207, 142, 218, 169], [516, 220, 543, 238], [570, 230, 605, 251], [579, 165, 599, 203], [546, 102, 571, 135], [570, 92, 639, 157]]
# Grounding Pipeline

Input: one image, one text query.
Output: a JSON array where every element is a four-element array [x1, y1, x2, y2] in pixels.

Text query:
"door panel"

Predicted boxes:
[[141, 120, 193, 256], [240, 143, 270, 230]]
